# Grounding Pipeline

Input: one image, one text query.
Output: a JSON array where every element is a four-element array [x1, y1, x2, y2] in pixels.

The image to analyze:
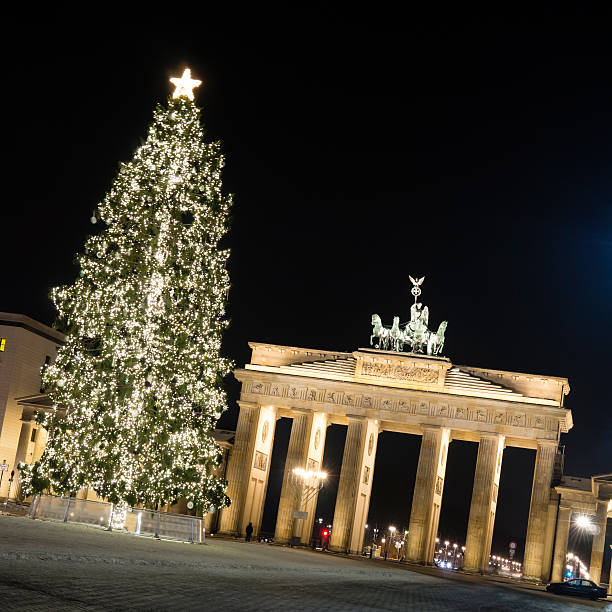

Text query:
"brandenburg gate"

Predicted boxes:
[[218, 279, 573, 583]]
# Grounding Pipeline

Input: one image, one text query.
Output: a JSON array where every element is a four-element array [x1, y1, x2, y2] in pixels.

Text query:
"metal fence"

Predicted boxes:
[[29, 494, 206, 543]]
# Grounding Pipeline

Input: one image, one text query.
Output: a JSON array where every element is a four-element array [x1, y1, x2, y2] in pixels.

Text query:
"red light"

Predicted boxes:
[[322, 530, 328, 537]]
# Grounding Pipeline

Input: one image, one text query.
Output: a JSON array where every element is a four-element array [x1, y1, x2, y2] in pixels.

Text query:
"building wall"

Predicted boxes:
[[0, 314, 64, 499]]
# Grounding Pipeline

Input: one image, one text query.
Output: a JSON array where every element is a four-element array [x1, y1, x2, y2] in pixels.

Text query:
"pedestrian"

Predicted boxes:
[[245, 522, 253, 542]]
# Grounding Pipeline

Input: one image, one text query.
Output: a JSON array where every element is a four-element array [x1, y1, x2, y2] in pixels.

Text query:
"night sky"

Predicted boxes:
[[4, 20, 611, 561]]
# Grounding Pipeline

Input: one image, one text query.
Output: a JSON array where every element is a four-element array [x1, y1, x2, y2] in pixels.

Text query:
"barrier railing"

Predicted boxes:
[[29, 494, 205, 543]]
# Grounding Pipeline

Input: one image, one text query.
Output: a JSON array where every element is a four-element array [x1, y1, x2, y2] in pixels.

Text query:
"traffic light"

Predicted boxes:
[[321, 527, 330, 550]]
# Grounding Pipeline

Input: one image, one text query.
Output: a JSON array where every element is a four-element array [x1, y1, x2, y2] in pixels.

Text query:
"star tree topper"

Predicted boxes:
[[170, 68, 202, 100]]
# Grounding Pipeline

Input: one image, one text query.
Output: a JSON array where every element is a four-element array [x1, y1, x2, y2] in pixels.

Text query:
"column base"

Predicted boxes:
[[329, 545, 349, 554]]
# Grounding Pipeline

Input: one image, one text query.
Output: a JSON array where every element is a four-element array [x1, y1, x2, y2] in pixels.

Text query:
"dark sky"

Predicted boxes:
[[4, 18, 611, 560]]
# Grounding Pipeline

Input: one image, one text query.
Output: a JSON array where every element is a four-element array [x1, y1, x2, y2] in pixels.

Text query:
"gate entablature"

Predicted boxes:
[[241, 343, 572, 446]]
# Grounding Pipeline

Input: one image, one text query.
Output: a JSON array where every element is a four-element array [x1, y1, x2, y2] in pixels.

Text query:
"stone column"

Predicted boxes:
[[406, 425, 451, 564], [551, 506, 571, 583], [12, 419, 33, 499], [329, 417, 379, 554], [464, 433, 505, 572], [542, 490, 560, 582], [218, 402, 277, 537], [13, 419, 33, 467], [523, 440, 557, 581], [589, 500, 608, 584], [608, 552, 612, 595], [275, 411, 328, 544]]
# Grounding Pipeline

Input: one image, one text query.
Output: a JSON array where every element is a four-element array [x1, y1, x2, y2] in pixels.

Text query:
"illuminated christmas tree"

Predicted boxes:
[[21, 70, 232, 517]]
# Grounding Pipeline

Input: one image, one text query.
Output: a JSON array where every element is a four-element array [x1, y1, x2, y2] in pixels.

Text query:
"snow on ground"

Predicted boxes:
[[0, 516, 608, 611]]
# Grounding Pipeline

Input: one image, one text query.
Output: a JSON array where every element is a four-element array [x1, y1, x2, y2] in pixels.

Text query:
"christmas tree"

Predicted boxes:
[[21, 70, 232, 518]]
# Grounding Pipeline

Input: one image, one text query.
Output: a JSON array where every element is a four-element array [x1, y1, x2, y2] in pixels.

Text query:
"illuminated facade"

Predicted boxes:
[[0, 313, 65, 501], [219, 341, 576, 582]]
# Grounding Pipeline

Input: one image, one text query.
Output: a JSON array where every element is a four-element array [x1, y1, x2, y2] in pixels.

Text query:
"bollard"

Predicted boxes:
[[202, 521, 206, 543], [28, 494, 39, 518], [4, 471, 14, 509], [155, 511, 161, 539]]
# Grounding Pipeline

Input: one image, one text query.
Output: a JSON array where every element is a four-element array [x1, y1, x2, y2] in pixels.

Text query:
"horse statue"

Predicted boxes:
[[371, 311, 448, 356], [426, 321, 447, 356], [371, 314, 391, 349], [389, 316, 403, 352]]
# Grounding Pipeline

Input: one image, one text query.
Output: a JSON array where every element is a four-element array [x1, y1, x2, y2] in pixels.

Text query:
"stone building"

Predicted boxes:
[[218, 341, 610, 585], [0, 313, 65, 501]]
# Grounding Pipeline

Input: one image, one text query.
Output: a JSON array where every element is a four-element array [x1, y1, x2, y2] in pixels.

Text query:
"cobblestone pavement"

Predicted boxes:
[[0, 516, 609, 611]]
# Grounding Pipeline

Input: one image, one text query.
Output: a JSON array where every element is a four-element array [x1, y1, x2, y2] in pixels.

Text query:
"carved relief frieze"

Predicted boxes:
[[381, 398, 393, 411], [253, 451, 268, 471], [474, 409, 488, 423], [363, 466, 371, 485], [306, 388, 319, 402], [325, 390, 340, 404], [361, 361, 439, 383], [288, 386, 304, 400], [242, 376, 558, 438], [435, 476, 444, 495], [251, 381, 267, 395], [343, 393, 357, 406]]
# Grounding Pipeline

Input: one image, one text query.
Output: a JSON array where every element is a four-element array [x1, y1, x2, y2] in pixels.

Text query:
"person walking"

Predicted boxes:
[[245, 522, 253, 542]]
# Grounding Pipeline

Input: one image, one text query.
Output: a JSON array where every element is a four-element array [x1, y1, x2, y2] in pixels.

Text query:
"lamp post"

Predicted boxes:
[[290, 467, 327, 546], [389, 526, 396, 559]]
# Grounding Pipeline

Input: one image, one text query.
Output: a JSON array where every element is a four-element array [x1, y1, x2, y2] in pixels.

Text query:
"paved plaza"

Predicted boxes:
[[0, 515, 609, 611]]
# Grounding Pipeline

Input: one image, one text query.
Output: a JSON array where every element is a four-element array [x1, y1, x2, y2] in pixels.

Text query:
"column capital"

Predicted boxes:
[[477, 431, 505, 442], [237, 400, 259, 410], [290, 407, 313, 416], [346, 413, 366, 421], [536, 439, 558, 449], [420, 424, 450, 433]]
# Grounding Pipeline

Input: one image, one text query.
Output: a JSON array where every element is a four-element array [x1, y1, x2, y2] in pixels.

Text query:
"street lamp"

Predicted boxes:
[[574, 515, 594, 533], [290, 468, 327, 546]]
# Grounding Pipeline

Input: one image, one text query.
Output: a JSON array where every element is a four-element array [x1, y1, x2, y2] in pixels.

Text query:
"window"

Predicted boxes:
[[0, 338, 5, 351], [30, 429, 37, 443]]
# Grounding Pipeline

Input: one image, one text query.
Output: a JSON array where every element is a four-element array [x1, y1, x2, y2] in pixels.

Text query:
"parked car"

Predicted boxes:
[[546, 578, 606, 600]]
